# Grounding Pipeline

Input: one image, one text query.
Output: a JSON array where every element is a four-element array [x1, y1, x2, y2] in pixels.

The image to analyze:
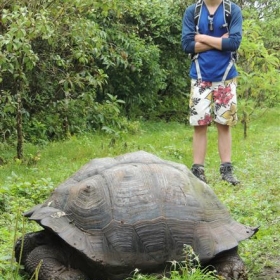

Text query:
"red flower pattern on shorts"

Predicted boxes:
[[213, 85, 233, 106], [197, 81, 212, 94], [198, 113, 212, 125], [190, 79, 237, 126]]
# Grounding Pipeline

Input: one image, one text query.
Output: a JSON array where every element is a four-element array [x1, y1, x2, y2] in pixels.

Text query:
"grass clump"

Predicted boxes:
[[130, 245, 218, 280]]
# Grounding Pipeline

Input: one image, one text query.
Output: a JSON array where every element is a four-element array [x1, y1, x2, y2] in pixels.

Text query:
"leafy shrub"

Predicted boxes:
[[0, 173, 54, 213]]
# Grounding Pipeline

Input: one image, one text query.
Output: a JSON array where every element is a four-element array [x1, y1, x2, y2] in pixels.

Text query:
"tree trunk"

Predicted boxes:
[[242, 110, 248, 139], [16, 83, 23, 159]]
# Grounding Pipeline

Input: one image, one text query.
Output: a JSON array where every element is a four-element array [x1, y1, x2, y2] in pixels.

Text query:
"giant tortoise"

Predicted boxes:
[[15, 151, 258, 280]]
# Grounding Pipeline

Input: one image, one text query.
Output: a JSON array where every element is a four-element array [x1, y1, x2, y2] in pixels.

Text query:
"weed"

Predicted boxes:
[[129, 246, 218, 280]]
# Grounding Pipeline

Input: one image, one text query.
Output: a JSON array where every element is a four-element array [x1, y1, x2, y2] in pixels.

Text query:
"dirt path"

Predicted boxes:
[[256, 258, 280, 280]]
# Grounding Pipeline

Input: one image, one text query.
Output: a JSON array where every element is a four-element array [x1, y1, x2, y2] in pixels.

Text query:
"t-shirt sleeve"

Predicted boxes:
[[221, 4, 243, 51], [181, 4, 196, 54]]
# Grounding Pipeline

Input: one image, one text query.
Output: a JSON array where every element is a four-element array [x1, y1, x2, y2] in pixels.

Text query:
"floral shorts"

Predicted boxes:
[[189, 78, 238, 126]]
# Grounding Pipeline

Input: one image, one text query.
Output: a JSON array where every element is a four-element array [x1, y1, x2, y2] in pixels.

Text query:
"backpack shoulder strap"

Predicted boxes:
[[224, 0, 231, 16], [194, 0, 204, 31], [223, 0, 232, 29]]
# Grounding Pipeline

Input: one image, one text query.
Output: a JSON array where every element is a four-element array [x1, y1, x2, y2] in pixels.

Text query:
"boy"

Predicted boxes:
[[181, 0, 242, 185]]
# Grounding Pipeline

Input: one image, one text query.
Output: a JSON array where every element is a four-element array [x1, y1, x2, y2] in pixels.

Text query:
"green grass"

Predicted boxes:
[[0, 107, 279, 279]]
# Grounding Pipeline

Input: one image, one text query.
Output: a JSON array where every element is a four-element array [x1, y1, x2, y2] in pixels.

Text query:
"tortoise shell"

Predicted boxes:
[[25, 151, 255, 275]]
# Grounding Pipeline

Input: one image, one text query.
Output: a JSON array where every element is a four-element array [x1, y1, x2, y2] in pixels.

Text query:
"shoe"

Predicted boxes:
[[220, 163, 240, 185], [191, 164, 207, 183]]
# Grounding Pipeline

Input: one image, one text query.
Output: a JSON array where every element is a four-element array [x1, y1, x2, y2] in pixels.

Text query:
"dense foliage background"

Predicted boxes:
[[0, 1, 279, 279], [0, 0, 279, 159]]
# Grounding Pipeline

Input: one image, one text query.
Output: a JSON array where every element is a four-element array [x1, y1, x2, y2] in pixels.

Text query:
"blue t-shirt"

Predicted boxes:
[[181, 2, 242, 82]]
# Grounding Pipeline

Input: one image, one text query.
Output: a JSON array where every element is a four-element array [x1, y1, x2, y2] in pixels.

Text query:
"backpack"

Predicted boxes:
[[191, 0, 237, 82], [194, 0, 231, 34]]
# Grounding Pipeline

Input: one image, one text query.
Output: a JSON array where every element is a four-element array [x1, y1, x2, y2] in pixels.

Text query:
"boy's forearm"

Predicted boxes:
[[195, 41, 214, 53], [195, 34, 224, 51]]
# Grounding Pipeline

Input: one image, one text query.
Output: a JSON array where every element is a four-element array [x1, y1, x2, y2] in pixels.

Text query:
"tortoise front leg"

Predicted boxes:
[[15, 231, 50, 265], [25, 244, 89, 280], [15, 231, 89, 280]]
